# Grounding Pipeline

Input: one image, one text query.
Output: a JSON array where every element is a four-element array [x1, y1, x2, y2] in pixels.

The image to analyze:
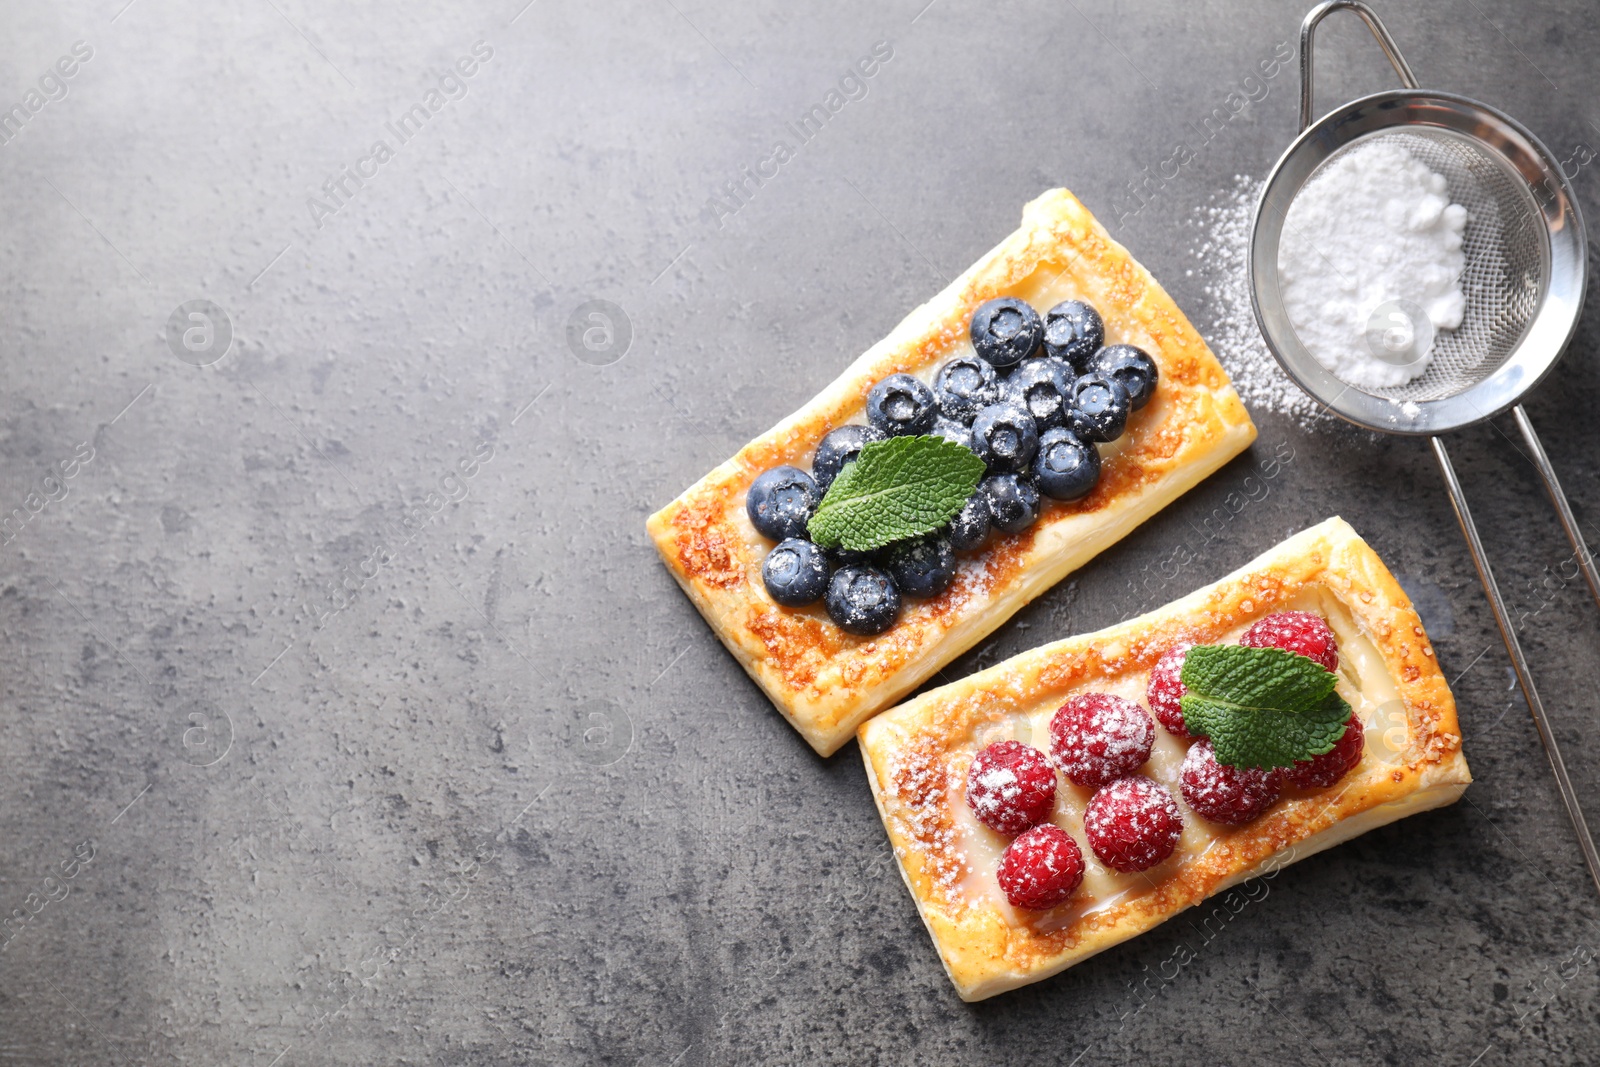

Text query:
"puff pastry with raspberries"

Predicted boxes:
[[647, 188, 1255, 756], [858, 517, 1471, 1000]]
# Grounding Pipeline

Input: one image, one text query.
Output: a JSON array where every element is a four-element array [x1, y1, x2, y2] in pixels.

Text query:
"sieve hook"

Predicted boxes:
[[1298, 0, 1419, 133], [1512, 405, 1600, 618], [1434, 437, 1600, 899]]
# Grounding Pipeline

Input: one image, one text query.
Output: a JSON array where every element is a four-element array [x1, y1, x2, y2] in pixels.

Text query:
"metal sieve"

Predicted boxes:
[[1251, 2, 1600, 895]]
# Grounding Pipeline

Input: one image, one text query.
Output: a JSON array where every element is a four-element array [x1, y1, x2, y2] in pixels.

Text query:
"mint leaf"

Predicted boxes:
[[1178, 644, 1353, 769], [806, 435, 986, 551]]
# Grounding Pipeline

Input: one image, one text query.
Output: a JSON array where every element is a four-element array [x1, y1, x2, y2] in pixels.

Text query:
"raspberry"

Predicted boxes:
[[1180, 739, 1282, 825], [965, 741, 1058, 835], [1239, 611, 1339, 672], [997, 823, 1084, 910], [1146, 643, 1196, 740], [1049, 693, 1155, 788], [1085, 776, 1183, 873], [1283, 713, 1365, 790]]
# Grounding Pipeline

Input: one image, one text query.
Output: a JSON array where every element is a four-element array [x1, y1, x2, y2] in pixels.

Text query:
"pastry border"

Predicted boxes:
[[858, 516, 1472, 1000]]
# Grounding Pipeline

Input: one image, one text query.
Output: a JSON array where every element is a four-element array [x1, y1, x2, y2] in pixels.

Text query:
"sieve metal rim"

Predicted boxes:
[[1249, 87, 1586, 436]]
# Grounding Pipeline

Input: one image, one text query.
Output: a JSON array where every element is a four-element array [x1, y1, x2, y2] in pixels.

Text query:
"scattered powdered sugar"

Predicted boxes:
[[968, 765, 1020, 819], [887, 748, 970, 894], [1278, 140, 1467, 388], [1186, 176, 1330, 425]]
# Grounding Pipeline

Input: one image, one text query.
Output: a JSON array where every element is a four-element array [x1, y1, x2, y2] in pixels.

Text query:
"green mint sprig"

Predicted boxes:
[[1179, 644, 1352, 769], [806, 435, 985, 552]]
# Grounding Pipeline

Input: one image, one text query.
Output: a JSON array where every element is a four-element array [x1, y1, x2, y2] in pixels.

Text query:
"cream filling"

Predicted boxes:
[[949, 589, 1404, 922]]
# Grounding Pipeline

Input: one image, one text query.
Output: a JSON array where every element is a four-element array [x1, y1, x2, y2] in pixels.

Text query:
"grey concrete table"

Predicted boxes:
[[2, 0, 1598, 1063]]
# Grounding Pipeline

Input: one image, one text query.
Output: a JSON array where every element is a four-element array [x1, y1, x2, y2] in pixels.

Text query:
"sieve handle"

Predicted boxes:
[[1433, 436, 1600, 900], [1513, 405, 1600, 615], [1299, 1, 1420, 133]]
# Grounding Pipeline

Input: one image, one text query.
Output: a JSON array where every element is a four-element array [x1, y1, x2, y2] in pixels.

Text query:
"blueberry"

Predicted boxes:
[[826, 544, 879, 567], [1033, 427, 1101, 500], [946, 492, 991, 551], [970, 402, 1039, 473], [1067, 374, 1131, 443], [826, 564, 903, 635], [1043, 300, 1105, 370], [746, 465, 818, 540], [969, 298, 1043, 369], [1086, 344, 1159, 410], [983, 473, 1042, 535], [1039, 353, 1076, 381], [866, 373, 938, 437], [933, 355, 999, 423], [812, 424, 887, 492], [885, 537, 957, 599], [761, 538, 832, 606], [1001, 358, 1075, 431], [929, 415, 975, 452]]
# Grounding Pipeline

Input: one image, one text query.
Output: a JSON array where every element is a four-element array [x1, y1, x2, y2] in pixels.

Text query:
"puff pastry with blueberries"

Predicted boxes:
[[648, 188, 1255, 756]]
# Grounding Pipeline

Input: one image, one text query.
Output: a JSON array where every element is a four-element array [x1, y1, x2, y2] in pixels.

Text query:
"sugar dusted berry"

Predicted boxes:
[[1283, 713, 1365, 789], [1146, 643, 1196, 740], [981, 473, 1041, 535], [997, 823, 1084, 910], [1042, 300, 1104, 370], [761, 538, 831, 606], [1180, 738, 1282, 825], [1032, 427, 1100, 501], [885, 536, 957, 600], [825, 563, 901, 635], [866, 373, 938, 437], [929, 415, 975, 452], [1239, 611, 1340, 672], [970, 402, 1039, 474], [1086, 344, 1159, 410], [746, 465, 819, 541], [1049, 693, 1156, 788], [966, 740, 1058, 835], [970, 297, 1043, 369], [934, 354, 1000, 423], [1067, 373, 1130, 443], [1085, 776, 1183, 873], [1002, 358, 1074, 431], [946, 492, 991, 552]]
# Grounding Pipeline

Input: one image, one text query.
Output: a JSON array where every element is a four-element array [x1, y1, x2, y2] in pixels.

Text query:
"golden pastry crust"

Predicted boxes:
[[858, 517, 1471, 1000], [646, 188, 1256, 756]]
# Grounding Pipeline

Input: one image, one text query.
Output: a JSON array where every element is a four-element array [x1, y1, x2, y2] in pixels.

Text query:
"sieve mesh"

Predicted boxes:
[[1281, 128, 1547, 403]]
